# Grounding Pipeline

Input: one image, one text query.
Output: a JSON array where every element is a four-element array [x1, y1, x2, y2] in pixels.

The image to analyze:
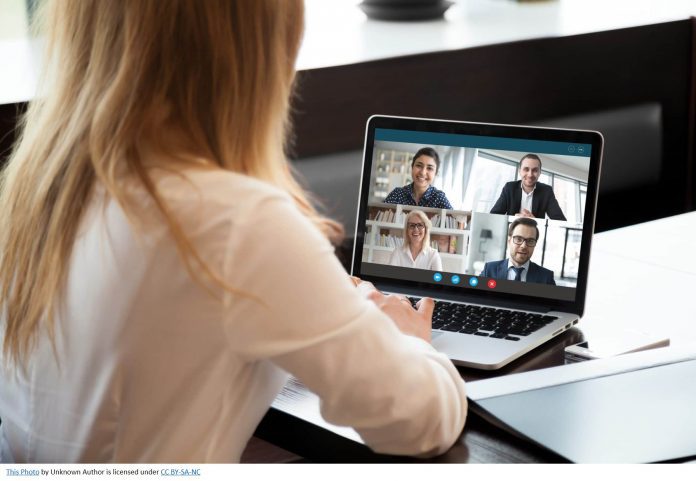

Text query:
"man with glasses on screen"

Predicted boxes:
[[480, 218, 556, 285], [490, 154, 567, 221]]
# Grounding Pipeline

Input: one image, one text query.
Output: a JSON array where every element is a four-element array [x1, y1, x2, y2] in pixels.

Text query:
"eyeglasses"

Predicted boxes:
[[407, 223, 425, 231], [511, 235, 537, 247]]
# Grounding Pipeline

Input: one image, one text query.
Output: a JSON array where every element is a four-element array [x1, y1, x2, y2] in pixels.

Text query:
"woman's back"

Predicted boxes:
[[0, 168, 467, 462], [0, 1, 467, 462], [1, 170, 291, 461]]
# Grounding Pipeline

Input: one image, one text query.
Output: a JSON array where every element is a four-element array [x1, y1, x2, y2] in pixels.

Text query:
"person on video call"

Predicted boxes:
[[0, 0, 467, 463], [490, 154, 566, 221], [388, 210, 443, 271], [384, 147, 453, 209], [480, 218, 556, 285]]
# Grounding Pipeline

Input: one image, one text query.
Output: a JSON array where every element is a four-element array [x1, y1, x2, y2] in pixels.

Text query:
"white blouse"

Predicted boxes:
[[0, 168, 466, 462], [388, 245, 443, 271]]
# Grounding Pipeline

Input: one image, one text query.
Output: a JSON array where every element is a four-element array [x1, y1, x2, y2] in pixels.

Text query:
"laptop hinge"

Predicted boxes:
[[374, 282, 560, 314]]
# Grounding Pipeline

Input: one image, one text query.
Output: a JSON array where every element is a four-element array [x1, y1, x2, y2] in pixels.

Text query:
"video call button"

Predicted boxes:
[[433, 272, 443, 282], [487, 279, 497, 289], [468, 277, 479, 287]]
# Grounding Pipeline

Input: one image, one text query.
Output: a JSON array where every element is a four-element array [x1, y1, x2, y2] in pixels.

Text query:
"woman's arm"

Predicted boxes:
[[223, 194, 466, 456], [431, 250, 443, 271], [387, 246, 402, 266]]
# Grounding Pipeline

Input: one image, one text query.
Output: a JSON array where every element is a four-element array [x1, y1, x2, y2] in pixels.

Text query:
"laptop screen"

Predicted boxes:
[[352, 116, 603, 313]]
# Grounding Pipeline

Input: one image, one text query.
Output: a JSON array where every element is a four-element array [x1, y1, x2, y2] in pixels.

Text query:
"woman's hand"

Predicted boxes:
[[351, 277, 434, 343]]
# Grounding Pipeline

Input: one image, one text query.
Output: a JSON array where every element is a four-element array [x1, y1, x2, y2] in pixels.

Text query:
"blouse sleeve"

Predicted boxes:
[[431, 250, 443, 271], [387, 246, 401, 266], [222, 194, 466, 457], [383, 188, 399, 204]]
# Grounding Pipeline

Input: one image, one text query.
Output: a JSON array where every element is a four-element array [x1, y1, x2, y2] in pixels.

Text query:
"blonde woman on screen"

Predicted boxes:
[[0, 0, 465, 463], [388, 210, 443, 271]]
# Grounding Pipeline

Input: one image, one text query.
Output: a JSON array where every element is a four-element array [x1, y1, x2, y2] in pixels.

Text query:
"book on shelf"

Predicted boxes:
[[372, 208, 405, 225], [454, 214, 468, 230], [378, 234, 404, 248], [437, 214, 468, 230], [373, 209, 392, 223], [433, 235, 458, 253], [449, 235, 457, 254]]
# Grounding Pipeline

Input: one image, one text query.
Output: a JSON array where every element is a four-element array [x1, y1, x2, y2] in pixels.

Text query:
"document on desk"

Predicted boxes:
[[466, 345, 696, 463], [272, 376, 363, 443]]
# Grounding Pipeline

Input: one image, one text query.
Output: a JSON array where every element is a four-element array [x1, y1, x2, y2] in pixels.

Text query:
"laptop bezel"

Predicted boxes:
[[351, 115, 604, 316]]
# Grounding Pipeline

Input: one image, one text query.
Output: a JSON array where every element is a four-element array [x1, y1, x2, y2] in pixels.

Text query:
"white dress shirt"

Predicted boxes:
[[388, 245, 443, 271], [506, 259, 531, 282], [520, 186, 535, 214], [0, 168, 466, 462]]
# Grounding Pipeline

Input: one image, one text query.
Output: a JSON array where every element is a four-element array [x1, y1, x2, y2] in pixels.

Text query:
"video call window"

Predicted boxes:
[[467, 150, 589, 226], [461, 151, 517, 213], [362, 139, 591, 291]]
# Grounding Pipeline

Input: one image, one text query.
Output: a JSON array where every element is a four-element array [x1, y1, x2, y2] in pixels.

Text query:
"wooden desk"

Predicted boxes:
[[250, 212, 696, 463]]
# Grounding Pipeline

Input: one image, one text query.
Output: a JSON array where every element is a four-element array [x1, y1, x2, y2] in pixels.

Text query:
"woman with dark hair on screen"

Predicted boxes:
[[384, 147, 453, 209], [0, 0, 466, 463]]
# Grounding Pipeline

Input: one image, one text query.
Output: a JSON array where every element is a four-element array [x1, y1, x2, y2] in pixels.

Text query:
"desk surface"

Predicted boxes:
[[581, 213, 696, 347], [252, 211, 696, 462], [300, 0, 696, 70], [4, 0, 696, 105]]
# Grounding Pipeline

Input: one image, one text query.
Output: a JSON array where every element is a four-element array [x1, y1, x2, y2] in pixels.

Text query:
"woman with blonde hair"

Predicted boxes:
[[0, 0, 466, 463], [389, 210, 443, 271]]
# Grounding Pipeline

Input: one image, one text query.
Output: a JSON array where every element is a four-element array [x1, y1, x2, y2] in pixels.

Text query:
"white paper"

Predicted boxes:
[[271, 377, 364, 443], [466, 344, 696, 401]]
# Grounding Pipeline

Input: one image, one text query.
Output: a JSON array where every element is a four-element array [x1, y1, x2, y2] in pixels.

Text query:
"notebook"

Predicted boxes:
[[466, 345, 696, 462], [351, 115, 604, 369]]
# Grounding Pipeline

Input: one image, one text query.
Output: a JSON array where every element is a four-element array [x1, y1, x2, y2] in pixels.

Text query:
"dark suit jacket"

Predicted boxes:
[[480, 259, 556, 286], [490, 180, 567, 221]]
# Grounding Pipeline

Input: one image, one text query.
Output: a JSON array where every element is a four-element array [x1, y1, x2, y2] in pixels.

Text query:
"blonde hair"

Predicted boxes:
[[403, 210, 432, 250], [0, 0, 343, 365]]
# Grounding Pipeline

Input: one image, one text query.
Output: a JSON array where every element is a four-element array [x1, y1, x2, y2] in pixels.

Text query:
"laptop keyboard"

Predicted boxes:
[[409, 298, 558, 341]]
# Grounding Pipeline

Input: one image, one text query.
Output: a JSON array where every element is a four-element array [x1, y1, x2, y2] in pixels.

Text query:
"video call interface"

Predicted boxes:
[[359, 128, 593, 302]]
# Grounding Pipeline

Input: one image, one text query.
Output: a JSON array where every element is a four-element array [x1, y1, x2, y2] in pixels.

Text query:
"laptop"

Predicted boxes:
[[351, 115, 603, 370]]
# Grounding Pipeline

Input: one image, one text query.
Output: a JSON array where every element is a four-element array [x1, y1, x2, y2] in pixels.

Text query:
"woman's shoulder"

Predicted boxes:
[[430, 186, 447, 196], [385, 184, 409, 199], [425, 186, 452, 208], [140, 168, 299, 235], [155, 168, 291, 209]]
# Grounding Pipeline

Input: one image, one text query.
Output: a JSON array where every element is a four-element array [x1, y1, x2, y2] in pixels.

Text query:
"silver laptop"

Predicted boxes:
[[351, 115, 603, 370]]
